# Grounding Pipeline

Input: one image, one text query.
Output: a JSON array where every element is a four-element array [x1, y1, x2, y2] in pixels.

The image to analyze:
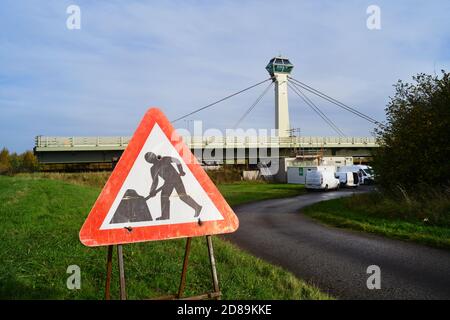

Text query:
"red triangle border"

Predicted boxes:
[[79, 108, 239, 247]]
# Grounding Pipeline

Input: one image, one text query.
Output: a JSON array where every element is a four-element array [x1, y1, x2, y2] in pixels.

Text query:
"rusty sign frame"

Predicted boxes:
[[104, 235, 221, 300]]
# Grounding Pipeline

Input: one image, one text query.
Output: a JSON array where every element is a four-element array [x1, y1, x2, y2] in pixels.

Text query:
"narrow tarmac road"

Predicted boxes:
[[226, 187, 450, 299]]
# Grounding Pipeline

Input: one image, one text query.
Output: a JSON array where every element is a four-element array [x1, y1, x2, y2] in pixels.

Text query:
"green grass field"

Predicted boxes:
[[303, 193, 450, 250], [0, 175, 329, 300]]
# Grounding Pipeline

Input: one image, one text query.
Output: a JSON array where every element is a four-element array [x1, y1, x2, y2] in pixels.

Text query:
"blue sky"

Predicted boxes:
[[1, 0, 449, 152]]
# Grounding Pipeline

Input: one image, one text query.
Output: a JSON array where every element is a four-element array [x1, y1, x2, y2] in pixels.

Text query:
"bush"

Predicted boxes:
[[206, 165, 244, 184], [373, 71, 450, 192]]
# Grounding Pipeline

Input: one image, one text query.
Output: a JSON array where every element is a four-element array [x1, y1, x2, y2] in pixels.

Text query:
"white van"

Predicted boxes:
[[355, 165, 375, 185], [337, 165, 374, 185], [305, 170, 340, 190], [335, 171, 358, 187]]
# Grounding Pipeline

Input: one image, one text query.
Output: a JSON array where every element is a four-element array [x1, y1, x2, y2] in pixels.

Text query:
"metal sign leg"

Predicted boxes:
[[177, 237, 192, 299], [206, 235, 220, 299], [108, 238, 221, 300], [117, 244, 127, 300], [105, 245, 113, 300]]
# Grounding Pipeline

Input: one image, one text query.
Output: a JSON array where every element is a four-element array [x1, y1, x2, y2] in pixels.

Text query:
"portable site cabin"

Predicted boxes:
[[320, 156, 354, 167]]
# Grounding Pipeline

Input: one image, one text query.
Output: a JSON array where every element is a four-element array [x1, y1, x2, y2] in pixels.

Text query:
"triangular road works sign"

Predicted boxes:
[[79, 108, 239, 247]]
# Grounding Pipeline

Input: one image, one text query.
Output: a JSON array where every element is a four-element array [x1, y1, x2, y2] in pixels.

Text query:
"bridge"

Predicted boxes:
[[35, 135, 377, 163], [34, 56, 380, 171]]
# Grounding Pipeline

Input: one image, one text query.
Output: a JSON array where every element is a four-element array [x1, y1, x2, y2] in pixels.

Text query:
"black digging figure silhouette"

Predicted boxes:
[[144, 152, 202, 221]]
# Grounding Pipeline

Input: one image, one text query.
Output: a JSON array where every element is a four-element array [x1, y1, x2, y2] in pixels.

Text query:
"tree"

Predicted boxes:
[[0, 148, 39, 174], [9, 152, 22, 173], [0, 148, 12, 175], [373, 71, 450, 192], [21, 151, 38, 172]]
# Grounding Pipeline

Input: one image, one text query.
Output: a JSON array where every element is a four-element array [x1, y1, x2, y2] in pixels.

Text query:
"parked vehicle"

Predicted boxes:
[[337, 165, 376, 185], [287, 165, 335, 185], [305, 170, 340, 190], [355, 165, 375, 184], [335, 171, 358, 187]]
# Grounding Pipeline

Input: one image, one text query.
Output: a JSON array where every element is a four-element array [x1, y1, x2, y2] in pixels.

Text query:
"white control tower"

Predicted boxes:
[[266, 57, 294, 137]]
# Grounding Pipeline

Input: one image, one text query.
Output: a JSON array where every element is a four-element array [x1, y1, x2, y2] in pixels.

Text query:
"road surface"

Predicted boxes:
[[226, 187, 450, 299]]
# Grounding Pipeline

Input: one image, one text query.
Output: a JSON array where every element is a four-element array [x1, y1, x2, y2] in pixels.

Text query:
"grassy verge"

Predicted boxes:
[[218, 182, 306, 206], [303, 191, 450, 250], [16, 172, 111, 188], [0, 175, 325, 299], [17, 173, 307, 205]]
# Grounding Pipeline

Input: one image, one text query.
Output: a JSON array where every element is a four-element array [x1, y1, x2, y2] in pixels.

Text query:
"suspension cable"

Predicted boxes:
[[233, 81, 274, 129], [288, 76, 380, 125], [289, 82, 345, 137], [288, 82, 346, 137], [289, 76, 376, 123], [290, 82, 346, 136], [171, 78, 273, 123]]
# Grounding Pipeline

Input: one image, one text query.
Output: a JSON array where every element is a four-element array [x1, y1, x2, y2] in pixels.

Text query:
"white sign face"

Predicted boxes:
[[100, 124, 224, 230]]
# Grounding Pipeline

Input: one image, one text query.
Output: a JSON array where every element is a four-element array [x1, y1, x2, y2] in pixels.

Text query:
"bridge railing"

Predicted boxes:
[[35, 136, 132, 148], [183, 136, 377, 147], [35, 135, 378, 150]]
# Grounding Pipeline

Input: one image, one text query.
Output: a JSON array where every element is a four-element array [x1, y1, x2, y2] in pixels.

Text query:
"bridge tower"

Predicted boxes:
[[266, 56, 294, 137]]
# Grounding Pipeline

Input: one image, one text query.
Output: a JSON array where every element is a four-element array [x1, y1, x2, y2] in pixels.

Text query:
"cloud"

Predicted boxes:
[[0, 0, 449, 151]]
